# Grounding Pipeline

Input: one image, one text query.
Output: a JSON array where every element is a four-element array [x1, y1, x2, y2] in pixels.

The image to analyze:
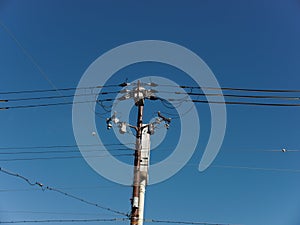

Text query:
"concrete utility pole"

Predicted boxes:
[[106, 80, 171, 225], [131, 123, 151, 225], [138, 128, 150, 225], [131, 80, 144, 225]]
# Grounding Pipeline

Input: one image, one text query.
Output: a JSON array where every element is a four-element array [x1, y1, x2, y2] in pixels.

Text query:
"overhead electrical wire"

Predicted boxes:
[[191, 99, 300, 107], [0, 148, 133, 155], [191, 86, 300, 93], [2, 83, 300, 110], [0, 185, 128, 192], [159, 84, 300, 93], [166, 99, 300, 107], [145, 219, 236, 225], [0, 143, 135, 161], [0, 153, 133, 162], [0, 101, 77, 110], [0, 20, 64, 97], [0, 218, 128, 224], [0, 167, 129, 217], [169, 91, 300, 101], [1, 83, 300, 95], [0, 209, 115, 216], [0, 168, 239, 225], [0, 18, 129, 122], [1, 91, 120, 102], [211, 165, 300, 173], [0, 84, 127, 96], [0, 218, 238, 225], [0, 99, 114, 110], [0, 142, 134, 150], [0, 143, 297, 155], [143, 160, 300, 174], [0, 147, 161, 154], [3, 97, 300, 110], [0, 19, 124, 105]]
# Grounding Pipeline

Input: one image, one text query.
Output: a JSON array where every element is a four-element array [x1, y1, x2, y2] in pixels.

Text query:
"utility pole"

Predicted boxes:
[[106, 80, 171, 225], [131, 80, 144, 225], [138, 128, 150, 225]]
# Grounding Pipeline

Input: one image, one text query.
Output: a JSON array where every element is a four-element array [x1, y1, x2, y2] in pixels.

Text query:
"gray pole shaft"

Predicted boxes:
[[130, 82, 144, 225], [138, 126, 151, 225]]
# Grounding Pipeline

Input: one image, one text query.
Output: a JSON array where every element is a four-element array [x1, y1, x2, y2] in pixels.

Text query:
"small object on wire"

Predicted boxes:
[[282, 148, 287, 153], [36, 182, 43, 187]]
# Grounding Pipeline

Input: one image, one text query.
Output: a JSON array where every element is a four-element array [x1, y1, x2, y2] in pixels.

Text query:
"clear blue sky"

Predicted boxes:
[[1, 1, 300, 225]]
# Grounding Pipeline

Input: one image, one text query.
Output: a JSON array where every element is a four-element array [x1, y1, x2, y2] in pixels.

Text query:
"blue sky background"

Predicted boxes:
[[1, 1, 300, 225]]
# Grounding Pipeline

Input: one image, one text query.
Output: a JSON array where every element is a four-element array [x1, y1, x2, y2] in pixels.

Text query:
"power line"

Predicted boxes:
[[146, 219, 236, 225], [0, 153, 133, 162], [0, 148, 132, 155], [2, 84, 300, 96], [0, 20, 64, 97], [144, 161, 300, 174], [0, 142, 134, 150], [192, 99, 300, 107], [0, 166, 242, 225], [0, 209, 115, 216], [167, 99, 300, 107], [0, 20, 125, 105], [0, 218, 128, 224], [0, 185, 128, 192], [4, 97, 300, 111], [0, 183, 130, 192], [170, 91, 300, 101], [0, 218, 238, 225], [148, 96, 300, 107], [1, 146, 297, 155], [8, 89, 300, 103], [0, 167, 129, 217], [0, 99, 114, 110], [0, 148, 174, 155], [0, 85, 127, 96], [176, 85, 300, 93], [0, 101, 78, 110], [211, 165, 300, 173], [1, 91, 120, 102], [2, 89, 300, 110]]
